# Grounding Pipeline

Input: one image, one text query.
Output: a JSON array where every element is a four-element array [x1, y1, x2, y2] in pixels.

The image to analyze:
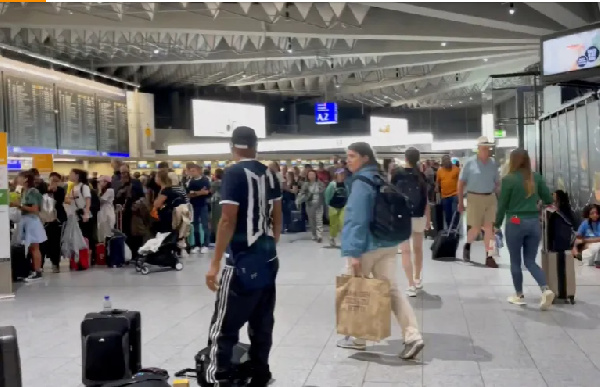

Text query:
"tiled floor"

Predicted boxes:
[[3, 233, 600, 386]]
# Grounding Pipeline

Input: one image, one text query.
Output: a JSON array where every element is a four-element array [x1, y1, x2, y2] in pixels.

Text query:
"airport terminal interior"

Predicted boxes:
[[2, 2, 600, 387]]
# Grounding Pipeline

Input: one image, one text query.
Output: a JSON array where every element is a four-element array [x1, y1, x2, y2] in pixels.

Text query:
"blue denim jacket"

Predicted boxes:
[[341, 164, 399, 258]]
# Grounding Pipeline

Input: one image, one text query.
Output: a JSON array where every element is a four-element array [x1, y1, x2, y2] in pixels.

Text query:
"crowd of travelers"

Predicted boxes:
[[9, 126, 600, 387]]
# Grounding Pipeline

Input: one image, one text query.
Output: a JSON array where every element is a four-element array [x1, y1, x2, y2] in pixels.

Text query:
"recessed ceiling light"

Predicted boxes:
[[509, 3, 515, 15], [459, 101, 463, 104], [280, 107, 285, 112], [441, 42, 447, 47], [469, 96, 473, 100], [483, 58, 488, 62], [153, 49, 159, 54]]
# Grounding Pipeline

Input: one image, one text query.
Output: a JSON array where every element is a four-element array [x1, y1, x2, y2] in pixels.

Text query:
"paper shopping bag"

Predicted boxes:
[[335, 275, 391, 341]]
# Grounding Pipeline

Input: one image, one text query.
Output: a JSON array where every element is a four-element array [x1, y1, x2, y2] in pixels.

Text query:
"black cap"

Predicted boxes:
[[231, 126, 258, 149]]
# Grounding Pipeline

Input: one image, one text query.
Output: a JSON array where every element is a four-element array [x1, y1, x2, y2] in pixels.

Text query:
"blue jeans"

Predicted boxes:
[[441, 196, 459, 229], [193, 205, 210, 248], [505, 217, 547, 294]]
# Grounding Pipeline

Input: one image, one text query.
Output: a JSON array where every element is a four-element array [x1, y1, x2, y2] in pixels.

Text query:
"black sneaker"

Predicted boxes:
[[24, 271, 42, 282], [462, 245, 471, 262]]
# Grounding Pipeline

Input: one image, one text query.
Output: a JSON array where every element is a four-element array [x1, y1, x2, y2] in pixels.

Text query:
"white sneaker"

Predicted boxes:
[[540, 289, 555, 311], [191, 247, 201, 254], [200, 247, 209, 254], [336, 336, 366, 351], [329, 237, 336, 247], [400, 339, 424, 360], [406, 286, 417, 297], [414, 279, 423, 290], [507, 295, 526, 305]]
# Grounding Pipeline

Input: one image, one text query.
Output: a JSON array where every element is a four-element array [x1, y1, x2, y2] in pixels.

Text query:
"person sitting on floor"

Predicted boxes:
[[573, 203, 600, 268]]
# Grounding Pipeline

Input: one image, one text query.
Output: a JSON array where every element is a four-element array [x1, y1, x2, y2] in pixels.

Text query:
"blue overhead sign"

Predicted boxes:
[[315, 102, 338, 125]]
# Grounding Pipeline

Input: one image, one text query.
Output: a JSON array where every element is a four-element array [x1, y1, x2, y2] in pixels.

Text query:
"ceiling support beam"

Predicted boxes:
[[525, 3, 588, 29]]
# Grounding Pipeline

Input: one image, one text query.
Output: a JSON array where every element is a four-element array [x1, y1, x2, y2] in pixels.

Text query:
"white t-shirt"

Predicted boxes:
[[70, 183, 92, 218]]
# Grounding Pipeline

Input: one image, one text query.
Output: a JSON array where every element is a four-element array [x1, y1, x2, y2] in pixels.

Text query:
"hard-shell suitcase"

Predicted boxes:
[[95, 243, 106, 266], [10, 246, 30, 282], [108, 233, 127, 268], [70, 238, 90, 271], [541, 208, 576, 304], [431, 212, 460, 261], [287, 210, 306, 233], [81, 310, 142, 386], [0, 326, 22, 387]]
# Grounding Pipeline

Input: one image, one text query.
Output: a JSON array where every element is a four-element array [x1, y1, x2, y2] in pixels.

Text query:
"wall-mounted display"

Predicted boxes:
[[97, 96, 129, 154], [5, 75, 57, 150], [369, 116, 409, 138], [192, 100, 266, 138], [314, 102, 338, 125], [57, 87, 97, 151]]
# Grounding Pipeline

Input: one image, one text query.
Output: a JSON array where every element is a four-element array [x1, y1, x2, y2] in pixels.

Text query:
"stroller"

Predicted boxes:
[[135, 231, 184, 275]]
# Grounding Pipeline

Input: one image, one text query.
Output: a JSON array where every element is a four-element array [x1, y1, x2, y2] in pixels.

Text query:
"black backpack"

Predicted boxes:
[[354, 175, 412, 243], [392, 169, 427, 217], [329, 184, 348, 209]]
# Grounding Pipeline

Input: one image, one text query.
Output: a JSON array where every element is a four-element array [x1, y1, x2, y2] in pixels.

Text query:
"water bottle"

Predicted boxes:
[[103, 296, 112, 312]]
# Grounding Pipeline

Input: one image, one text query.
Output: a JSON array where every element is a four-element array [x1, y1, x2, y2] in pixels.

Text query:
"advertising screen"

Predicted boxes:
[[543, 26, 600, 76], [369, 116, 408, 138], [192, 100, 266, 138]]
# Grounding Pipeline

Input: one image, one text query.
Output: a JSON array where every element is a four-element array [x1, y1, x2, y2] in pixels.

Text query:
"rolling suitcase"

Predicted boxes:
[[108, 232, 127, 268], [81, 310, 142, 386], [10, 246, 30, 282], [0, 326, 22, 387], [70, 238, 90, 271], [95, 243, 106, 266], [541, 209, 576, 304], [431, 212, 460, 261], [287, 210, 306, 233]]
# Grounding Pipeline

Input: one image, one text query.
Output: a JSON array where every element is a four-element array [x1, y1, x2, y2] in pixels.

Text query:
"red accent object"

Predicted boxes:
[[70, 238, 90, 271], [510, 216, 521, 225], [95, 243, 106, 266]]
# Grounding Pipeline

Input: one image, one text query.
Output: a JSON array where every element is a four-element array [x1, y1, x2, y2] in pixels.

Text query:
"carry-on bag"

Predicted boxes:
[[0, 326, 23, 387], [108, 232, 127, 268], [101, 368, 170, 387], [10, 245, 30, 282], [287, 210, 306, 233], [431, 212, 460, 261], [541, 209, 576, 304], [175, 343, 250, 387], [96, 243, 107, 266], [70, 237, 90, 271], [81, 310, 142, 385]]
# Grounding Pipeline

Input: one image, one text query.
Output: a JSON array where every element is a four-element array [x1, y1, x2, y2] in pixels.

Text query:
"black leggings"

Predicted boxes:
[[41, 221, 62, 267], [79, 219, 97, 265]]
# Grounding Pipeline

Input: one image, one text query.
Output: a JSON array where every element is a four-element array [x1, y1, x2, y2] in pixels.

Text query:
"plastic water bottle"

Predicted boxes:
[[103, 296, 112, 312]]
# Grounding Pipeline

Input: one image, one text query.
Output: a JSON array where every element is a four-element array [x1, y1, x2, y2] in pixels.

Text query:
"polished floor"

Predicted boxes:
[[2, 232, 600, 387]]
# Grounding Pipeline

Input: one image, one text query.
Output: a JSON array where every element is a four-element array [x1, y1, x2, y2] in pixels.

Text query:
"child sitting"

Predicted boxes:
[[572, 203, 600, 267]]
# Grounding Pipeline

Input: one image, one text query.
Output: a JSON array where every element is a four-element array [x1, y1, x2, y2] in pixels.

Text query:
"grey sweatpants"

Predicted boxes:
[[306, 203, 323, 239]]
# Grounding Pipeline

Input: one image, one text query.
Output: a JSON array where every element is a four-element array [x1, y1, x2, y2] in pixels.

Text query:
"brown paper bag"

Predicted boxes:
[[335, 275, 391, 341]]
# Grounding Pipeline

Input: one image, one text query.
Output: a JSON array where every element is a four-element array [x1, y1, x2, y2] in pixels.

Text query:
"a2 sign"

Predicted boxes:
[[315, 102, 338, 125]]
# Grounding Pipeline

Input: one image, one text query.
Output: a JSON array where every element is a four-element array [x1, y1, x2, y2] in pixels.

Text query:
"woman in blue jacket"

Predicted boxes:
[[336, 142, 424, 360]]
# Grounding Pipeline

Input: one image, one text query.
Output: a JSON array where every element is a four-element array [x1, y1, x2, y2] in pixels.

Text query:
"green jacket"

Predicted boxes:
[[495, 171, 552, 228], [324, 181, 336, 206]]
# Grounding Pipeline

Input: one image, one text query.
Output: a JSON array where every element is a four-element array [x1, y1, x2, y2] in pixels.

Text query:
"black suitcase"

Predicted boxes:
[[10, 246, 30, 282], [287, 210, 306, 233], [81, 310, 141, 386], [0, 326, 22, 387], [431, 212, 460, 261], [175, 343, 250, 387]]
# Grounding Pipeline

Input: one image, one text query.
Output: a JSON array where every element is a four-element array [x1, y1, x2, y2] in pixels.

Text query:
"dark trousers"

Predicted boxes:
[[206, 265, 277, 384], [79, 219, 97, 264], [441, 196, 459, 229], [193, 205, 210, 248], [41, 221, 62, 267]]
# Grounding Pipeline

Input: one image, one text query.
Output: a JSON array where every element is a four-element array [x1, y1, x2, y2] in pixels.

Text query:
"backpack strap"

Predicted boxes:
[[101, 373, 168, 386], [354, 175, 384, 190]]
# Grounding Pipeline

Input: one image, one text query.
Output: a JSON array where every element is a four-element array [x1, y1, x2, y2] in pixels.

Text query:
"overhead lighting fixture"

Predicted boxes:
[[441, 42, 447, 47], [459, 101, 463, 104], [509, 3, 515, 14], [280, 107, 285, 112], [286, 37, 293, 53], [54, 158, 77, 162], [153, 49, 159, 54], [483, 58, 488, 62], [469, 96, 473, 100], [414, 86, 419, 93]]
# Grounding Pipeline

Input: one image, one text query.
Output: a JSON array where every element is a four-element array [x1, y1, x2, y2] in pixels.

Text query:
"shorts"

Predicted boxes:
[[466, 193, 497, 229], [411, 216, 427, 233]]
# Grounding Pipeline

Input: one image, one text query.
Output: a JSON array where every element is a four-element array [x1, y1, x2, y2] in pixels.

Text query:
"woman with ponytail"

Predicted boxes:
[[495, 148, 555, 309]]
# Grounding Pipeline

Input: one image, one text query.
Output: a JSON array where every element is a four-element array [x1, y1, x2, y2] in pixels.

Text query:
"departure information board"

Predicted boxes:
[[57, 88, 97, 151], [5, 76, 57, 149], [97, 97, 128, 154]]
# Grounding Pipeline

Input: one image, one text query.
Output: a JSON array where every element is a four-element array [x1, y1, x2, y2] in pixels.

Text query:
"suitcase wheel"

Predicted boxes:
[[175, 262, 184, 271], [140, 265, 150, 275]]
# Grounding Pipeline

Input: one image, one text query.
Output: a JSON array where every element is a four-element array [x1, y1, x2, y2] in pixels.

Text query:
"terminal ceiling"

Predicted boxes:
[[0, 2, 596, 108]]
